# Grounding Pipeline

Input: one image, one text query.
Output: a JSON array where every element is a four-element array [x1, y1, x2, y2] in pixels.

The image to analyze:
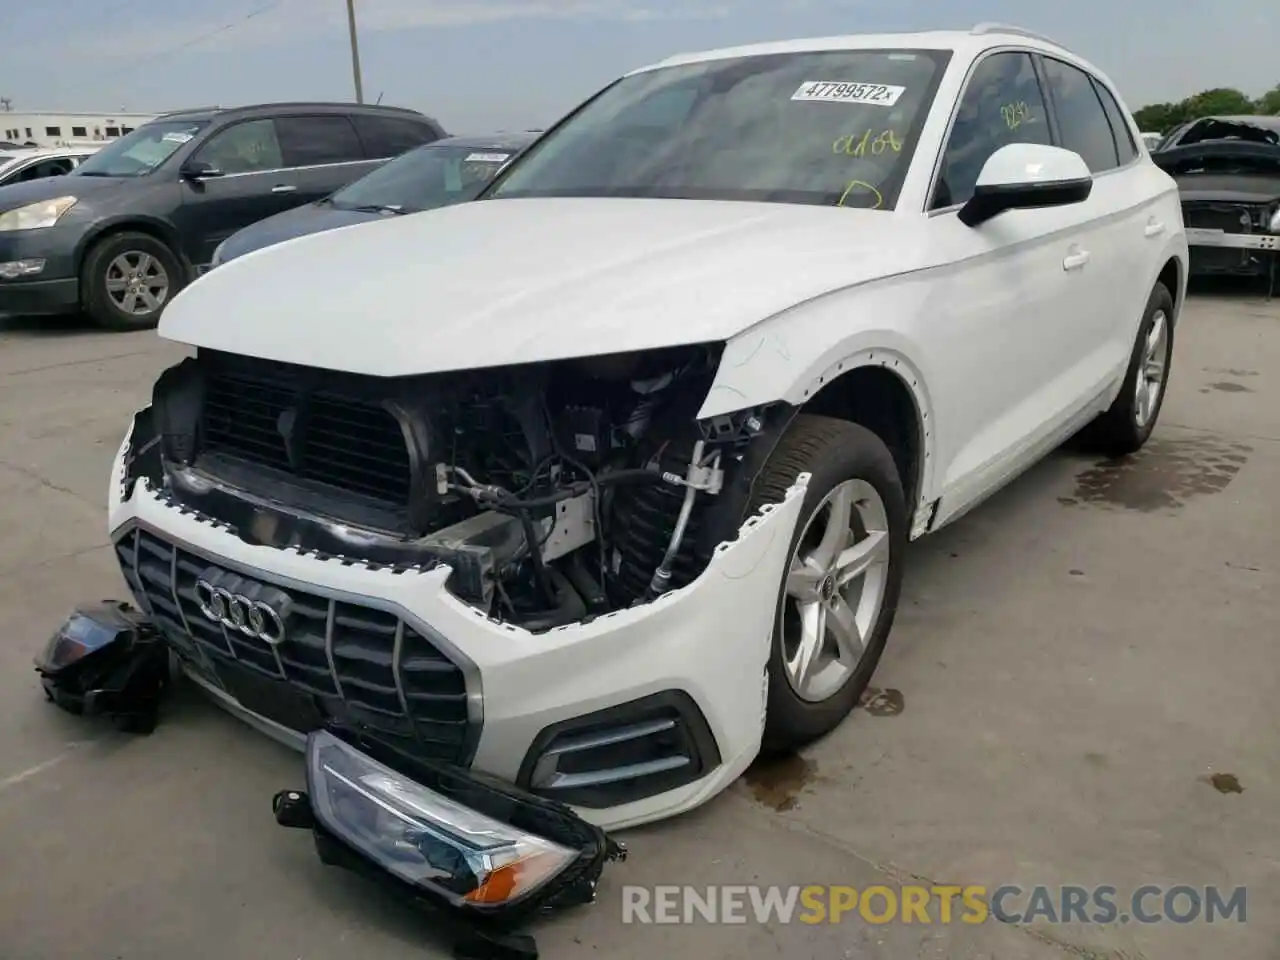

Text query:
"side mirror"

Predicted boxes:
[[180, 159, 223, 181], [958, 143, 1093, 227]]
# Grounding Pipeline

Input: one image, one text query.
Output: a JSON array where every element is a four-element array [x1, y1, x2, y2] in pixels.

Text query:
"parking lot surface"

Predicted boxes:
[[0, 292, 1276, 960]]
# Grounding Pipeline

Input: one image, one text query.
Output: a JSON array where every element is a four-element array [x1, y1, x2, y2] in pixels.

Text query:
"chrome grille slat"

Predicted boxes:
[[115, 528, 470, 763]]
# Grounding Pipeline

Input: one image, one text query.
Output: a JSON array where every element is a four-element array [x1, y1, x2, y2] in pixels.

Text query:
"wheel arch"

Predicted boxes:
[[1156, 255, 1182, 326], [797, 353, 934, 524], [75, 216, 187, 280]]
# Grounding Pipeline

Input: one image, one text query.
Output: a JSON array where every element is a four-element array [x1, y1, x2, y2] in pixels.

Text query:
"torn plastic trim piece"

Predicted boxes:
[[34, 601, 172, 734], [274, 727, 627, 940]]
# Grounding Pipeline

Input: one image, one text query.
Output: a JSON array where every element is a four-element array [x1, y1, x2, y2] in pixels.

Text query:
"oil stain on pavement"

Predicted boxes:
[[744, 753, 818, 811], [1200, 381, 1254, 394], [1199, 772, 1244, 794], [1058, 436, 1252, 512], [743, 688, 904, 811]]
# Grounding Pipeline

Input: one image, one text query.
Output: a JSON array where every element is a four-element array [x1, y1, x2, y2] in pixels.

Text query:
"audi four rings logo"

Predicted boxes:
[[195, 578, 288, 645]]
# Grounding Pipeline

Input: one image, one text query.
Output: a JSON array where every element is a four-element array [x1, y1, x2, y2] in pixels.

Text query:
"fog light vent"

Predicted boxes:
[[517, 690, 721, 808]]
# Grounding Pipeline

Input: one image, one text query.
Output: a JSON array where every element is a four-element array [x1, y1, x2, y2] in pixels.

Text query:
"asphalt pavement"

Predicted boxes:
[[0, 289, 1276, 960]]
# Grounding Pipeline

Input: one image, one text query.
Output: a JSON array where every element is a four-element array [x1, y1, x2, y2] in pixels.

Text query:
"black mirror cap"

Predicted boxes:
[[958, 177, 1093, 227], [180, 160, 223, 180]]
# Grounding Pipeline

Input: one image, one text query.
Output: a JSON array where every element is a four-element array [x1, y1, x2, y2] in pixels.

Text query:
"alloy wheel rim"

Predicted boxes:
[[106, 251, 170, 316], [1134, 310, 1168, 428], [780, 478, 891, 703]]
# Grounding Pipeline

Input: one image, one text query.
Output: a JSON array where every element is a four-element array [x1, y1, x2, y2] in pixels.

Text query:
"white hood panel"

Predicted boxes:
[[161, 197, 927, 377]]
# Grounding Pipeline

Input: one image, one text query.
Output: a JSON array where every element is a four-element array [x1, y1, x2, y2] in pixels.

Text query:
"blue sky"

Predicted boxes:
[[5, 0, 1277, 133]]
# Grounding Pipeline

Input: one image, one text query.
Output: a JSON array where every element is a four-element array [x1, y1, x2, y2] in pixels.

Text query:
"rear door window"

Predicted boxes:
[[1090, 78, 1138, 164], [276, 115, 365, 168], [352, 115, 440, 158], [1039, 57, 1120, 173]]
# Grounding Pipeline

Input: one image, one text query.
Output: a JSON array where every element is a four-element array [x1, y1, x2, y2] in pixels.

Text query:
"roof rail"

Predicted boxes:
[[970, 22, 1062, 46]]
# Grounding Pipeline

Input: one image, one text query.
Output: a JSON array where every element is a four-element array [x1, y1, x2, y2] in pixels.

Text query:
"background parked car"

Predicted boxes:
[[0, 102, 445, 329], [0, 146, 99, 188], [211, 132, 537, 266], [1149, 115, 1280, 279]]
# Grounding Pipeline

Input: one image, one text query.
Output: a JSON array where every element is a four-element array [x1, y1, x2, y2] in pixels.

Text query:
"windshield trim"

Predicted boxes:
[[476, 49, 952, 211]]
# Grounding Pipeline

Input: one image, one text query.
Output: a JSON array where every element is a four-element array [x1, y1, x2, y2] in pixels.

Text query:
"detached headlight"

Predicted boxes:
[[0, 196, 78, 231], [281, 729, 626, 924]]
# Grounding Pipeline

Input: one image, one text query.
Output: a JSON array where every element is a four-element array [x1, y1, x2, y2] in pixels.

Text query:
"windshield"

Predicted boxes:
[[74, 120, 208, 177], [330, 142, 518, 213], [488, 49, 950, 209]]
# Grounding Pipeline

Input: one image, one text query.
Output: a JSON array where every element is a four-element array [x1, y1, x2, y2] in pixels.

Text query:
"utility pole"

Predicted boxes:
[[346, 0, 364, 104]]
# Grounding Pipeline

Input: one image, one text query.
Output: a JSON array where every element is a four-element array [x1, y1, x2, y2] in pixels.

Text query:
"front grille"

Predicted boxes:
[[1182, 201, 1257, 234], [201, 360, 412, 504], [115, 527, 472, 763]]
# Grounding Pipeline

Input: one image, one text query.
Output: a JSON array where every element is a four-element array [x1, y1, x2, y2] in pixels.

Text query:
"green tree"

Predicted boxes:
[[1256, 84, 1280, 115], [1132, 86, 1277, 133], [1132, 102, 1183, 132], [1181, 87, 1256, 118]]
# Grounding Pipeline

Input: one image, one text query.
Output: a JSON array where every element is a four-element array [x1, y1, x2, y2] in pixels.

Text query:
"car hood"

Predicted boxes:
[[161, 197, 931, 377], [217, 202, 384, 263], [0, 173, 130, 211]]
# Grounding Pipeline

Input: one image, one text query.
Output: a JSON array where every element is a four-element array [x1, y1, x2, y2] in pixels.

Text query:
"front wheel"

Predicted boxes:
[[81, 231, 183, 331], [748, 415, 908, 752]]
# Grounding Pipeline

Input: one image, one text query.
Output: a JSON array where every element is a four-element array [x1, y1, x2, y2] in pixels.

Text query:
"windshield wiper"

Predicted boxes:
[[342, 203, 406, 215]]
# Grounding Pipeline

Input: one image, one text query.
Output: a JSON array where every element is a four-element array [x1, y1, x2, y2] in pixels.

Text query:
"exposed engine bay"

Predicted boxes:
[[128, 344, 780, 632]]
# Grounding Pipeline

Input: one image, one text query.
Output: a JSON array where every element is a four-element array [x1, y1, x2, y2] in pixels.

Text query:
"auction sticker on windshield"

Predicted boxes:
[[465, 152, 511, 163], [791, 81, 905, 106]]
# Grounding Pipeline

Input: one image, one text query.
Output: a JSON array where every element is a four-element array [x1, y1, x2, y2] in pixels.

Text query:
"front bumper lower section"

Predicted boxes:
[[107, 411, 808, 830]]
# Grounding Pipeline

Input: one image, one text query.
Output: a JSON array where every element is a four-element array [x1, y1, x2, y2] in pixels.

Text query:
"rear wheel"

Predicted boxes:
[[81, 231, 183, 331], [747, 415, 908, 751], [1082, 282, 1175, 455]]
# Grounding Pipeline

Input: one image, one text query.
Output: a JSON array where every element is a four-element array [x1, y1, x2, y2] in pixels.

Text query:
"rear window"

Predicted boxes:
[[353, 115, 441, 158]]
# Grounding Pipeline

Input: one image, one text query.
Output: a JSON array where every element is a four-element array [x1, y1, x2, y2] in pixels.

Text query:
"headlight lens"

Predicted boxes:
[[0, 196, 78, 231], [307, 731, 579, 907]]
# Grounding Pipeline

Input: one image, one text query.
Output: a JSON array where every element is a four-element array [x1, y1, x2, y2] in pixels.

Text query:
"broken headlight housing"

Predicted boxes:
[[277, 728, 626, 929]]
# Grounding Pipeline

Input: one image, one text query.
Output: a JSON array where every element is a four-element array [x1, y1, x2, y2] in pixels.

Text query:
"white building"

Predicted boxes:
[[0, 111, 158, 148]]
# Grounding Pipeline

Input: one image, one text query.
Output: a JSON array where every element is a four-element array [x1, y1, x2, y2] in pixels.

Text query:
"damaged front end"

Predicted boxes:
[[123, 343, 788, 633], [273, 727, 625, 955], [1153, 129, 1280, 282]]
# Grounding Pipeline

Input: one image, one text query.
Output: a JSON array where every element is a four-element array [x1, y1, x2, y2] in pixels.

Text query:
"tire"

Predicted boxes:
[[1082, 282, 1175, 455], [81, 231, 183, 331], [746, 414, 908, 752]]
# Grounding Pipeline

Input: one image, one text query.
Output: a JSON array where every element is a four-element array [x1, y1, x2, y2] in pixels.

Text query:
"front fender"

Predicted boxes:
[[698, 279, 939, 505]]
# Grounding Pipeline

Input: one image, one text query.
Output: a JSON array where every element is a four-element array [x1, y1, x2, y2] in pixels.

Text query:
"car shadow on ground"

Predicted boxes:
[[0, 311, 104, 337]]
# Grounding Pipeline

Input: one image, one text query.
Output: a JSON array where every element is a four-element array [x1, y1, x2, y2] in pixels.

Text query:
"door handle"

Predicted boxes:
[[271, 184, 297, 194], [1062, 250, 1091, 271], [1144, 219, 1166, 238]]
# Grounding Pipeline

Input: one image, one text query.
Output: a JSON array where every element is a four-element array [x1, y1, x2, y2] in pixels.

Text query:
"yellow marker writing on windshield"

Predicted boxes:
[[837, 179, 884, 209], [833, 129, 903, 157]]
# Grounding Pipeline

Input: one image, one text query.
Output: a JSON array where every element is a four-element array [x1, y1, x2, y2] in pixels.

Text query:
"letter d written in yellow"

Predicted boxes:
[[799, 886, 826, 924]]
